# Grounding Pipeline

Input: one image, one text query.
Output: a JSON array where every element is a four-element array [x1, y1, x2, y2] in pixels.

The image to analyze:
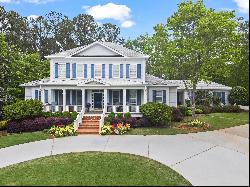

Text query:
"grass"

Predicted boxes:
[[128, 112, 249, 135], [0, 152, 191, 186], [0, 131, 50, 149]]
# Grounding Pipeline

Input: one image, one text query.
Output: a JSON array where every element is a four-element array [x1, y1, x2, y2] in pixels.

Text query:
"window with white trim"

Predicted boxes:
[[77, 64, 83, 78], [129, 64, 137, 78], [113, 64, 120, 78], [129, 90, 137, 105], [58, 64, 66, 78], [95, 64, 101, 78], [155, 90, 163, 103]]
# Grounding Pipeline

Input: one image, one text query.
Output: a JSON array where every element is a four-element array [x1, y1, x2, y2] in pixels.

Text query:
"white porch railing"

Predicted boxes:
[[99, 113, 105, 134], [73, 108, 85, 131], [126, 105, 140, 113]]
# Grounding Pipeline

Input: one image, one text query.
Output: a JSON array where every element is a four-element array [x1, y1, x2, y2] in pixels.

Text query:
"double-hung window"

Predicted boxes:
[[58, 64, 66, 78], [77, 64, 83, 78], [129, 64, 137, 78], [95, 64, 101, 78], [113, 65, 120, 78], [155, 90, 163, 103], [129, 90, 137, 105]]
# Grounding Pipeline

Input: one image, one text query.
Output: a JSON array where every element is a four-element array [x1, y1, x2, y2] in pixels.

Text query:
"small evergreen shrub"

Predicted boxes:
[[42, 111, 78, 121], [140, 103, 172, 126], [0, 120, 7, 131], [117, 113, 124, 118], [3, 99, 43, 120], [195, 108, 203, 114], [229, 86, 249, 106], [124, 112, 132, 118]]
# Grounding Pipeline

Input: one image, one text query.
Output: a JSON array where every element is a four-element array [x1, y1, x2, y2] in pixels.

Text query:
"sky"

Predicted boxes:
[[0, 0, 249, 39]]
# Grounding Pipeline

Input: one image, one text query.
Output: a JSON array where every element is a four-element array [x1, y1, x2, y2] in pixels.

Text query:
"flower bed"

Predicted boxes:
[[48, 124, 76, 137], [100, 122, 131, 135], [174, 119, 211, 133]]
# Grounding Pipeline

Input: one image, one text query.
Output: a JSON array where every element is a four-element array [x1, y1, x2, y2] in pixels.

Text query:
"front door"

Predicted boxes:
[[94, 93, 103, 109]]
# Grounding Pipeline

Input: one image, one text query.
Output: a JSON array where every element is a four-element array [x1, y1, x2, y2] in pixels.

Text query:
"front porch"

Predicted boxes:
[[43, 88, 147, 114]]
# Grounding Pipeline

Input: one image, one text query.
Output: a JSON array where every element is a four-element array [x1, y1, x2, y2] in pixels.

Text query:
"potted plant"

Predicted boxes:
[[85, 103, 91, 112]]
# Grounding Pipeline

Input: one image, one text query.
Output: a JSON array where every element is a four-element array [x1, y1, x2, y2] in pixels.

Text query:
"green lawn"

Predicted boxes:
[[0, 152, 191, 186], [0, 131, 50, 149], [128, 112, 249, 135]]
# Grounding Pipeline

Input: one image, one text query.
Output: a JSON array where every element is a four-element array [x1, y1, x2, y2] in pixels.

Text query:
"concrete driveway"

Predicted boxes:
[[0, 125, 249, 186]]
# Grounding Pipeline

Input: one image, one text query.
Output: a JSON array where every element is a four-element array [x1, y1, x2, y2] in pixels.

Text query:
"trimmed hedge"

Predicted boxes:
[[3, 99, 43, 121], [7, 117, 72, 133], [42, 111, 78, 122], [140, 103, 172, 126], [105, 117, 150, 128], [212, 105, 241, 113]]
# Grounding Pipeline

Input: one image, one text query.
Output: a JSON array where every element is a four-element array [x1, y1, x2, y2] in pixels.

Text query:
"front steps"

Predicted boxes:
[[77, 115, 101, 135]]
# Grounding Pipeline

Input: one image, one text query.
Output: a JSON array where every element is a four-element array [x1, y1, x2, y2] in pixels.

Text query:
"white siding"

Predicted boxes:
[[25, 87, 32, 100], [169, 87, 177, 107], [148, 87, 170, 105], [76, 44, 118, 56]]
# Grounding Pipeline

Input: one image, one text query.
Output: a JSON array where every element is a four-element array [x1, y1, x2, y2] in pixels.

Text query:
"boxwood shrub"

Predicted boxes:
[[140, 102, 172, 126], [3, 99, 43, 120]]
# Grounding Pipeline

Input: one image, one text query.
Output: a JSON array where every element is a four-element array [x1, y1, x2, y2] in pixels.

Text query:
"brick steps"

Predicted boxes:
[[77, 115, 101, 135]]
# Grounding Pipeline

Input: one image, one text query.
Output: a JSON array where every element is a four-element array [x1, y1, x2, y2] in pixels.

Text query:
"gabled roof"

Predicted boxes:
[[145, 74, 180, 86], [45, 41, 148, 58]]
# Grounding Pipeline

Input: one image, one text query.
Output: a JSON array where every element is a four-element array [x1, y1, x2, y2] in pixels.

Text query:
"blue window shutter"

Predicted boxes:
[[163, 90, 166, 103], [35, 90, 39, 100], [84, 64, 87, 78], [45, 90, 48, 103], [222, 92, 226, 104], [66, 63, 70, 78], [102, 64, 105, 78], [109, 64, 113, 78], [137, 64, 141, 78], [120, 64, 123, 78], [108, 90, 112, 104], [126, 64, 130, 78], [137, 90, 141, 105], [55, 63, 58, 78], [153, 90, 156, 102], [72, 63, 76, 78], [91, 64, 94, 78]]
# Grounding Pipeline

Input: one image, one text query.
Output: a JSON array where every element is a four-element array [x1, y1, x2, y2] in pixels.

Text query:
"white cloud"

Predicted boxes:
[[0, 0, 20, 3], [27, 14, 39, 20], [121, 20, 135, 28], [83, 3, 135, 29], [234, 0, 249, 13]]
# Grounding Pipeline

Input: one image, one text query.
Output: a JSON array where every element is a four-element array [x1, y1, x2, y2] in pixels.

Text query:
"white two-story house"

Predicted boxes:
[[21, 41, 179, 116]]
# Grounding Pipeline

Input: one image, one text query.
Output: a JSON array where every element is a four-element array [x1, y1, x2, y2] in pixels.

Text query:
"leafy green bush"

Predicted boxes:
[[0, 120, 7, 130], [178, 106, 189, 116], [186, 110, 192, 116], [3, 99, 43, 120], [42, 111, 78, 121], [195, 108, 203, 114], [228, 86, 249, 106], [212, 105, 241, 113], [108, 112, 115, 119], [171, 107, 184, 122], [140, 103, 172, 126], [117, 113, 123, 118], [196, 105, 213, 114], [124, 112, 132, 118], [48, 124, 76, 137]]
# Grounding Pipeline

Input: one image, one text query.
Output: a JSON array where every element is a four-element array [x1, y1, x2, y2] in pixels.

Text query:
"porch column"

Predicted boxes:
[[123, 89, 127, 113], [63, 89, 66, 111], [104, 89, 108, 113], [82, 88, 85, 112], [40, 87, 45, 105], [144, 86, 148, 104]]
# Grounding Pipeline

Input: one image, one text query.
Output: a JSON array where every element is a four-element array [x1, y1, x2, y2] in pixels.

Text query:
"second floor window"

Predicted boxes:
[[77, 64, 83, 78], [130, 64, 137, 78], [58, 64, 66, 78], [113, 65, 119, 78], [95, 64, 101, 78]]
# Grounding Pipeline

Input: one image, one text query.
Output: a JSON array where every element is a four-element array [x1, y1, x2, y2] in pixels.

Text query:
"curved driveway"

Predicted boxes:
[[0, 125, 249, 186]]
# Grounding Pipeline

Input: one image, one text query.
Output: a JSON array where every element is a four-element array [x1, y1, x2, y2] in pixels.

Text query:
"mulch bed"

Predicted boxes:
[[173, 123, 211, 133], [0, 130, 7, 136]]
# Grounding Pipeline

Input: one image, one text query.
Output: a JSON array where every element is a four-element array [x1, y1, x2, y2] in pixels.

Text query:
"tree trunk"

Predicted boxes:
[[191, 84, 196, 118]]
